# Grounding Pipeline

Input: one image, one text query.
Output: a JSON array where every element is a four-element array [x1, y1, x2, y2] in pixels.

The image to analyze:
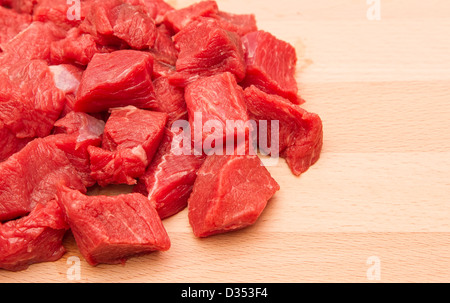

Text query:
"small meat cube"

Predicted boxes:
[[56, 186, 171, 266], [152, 76, 187, 125], [241, 30, 300, 104], [184, 72, 249, 152], [244, 85, 323, 176], [163, 0, 218, 33], [89, 106, 167, 186], [188, 154, 280, 237], [74, 50, 156, 113], [210, 11, 258, 36], [172, 18, 246, 86], [0, 200, 69, 272]]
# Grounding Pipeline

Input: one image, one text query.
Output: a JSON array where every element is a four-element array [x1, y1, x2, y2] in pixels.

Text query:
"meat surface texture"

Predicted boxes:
[[89, 106, 167, 186], [75, 50, 156, 113], [0, 200, 69, 271], [188, 154, 280, 238], [0, 6, 32, 49], [56, 186, 171, 266], [134, 128, 206, 219], [244, 85, 323, 176], [241, 30, 301, 104]]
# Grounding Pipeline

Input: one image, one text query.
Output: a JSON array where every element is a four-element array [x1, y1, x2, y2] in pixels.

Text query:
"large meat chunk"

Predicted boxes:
[[0, 6, 32, 48], [152, 76, 187, 125], [80, 0, 157, 49], [171, 18, 246, 86], [0, 200, 69, 272], [88, 106, 167, 186], [163, 0, 218, 33], [56, 186, 171, 266], [124, 0, 174, 24], [33, 0, 87, 30], [210, 11, 257, 37], [0, 59, 66, 160], [134, 128, 206, 219], [241, 30, 300, 104], [74, 50, 156, 113], [1, 21, 66, 63], [244, 86, 323, 176], [184, 72, 249, 152], [0, 137, 85, 222], [188, 154, 280, 238]]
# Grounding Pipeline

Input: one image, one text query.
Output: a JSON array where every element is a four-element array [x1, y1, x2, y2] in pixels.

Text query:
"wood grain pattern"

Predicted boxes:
[[1, 0, 450, 283]]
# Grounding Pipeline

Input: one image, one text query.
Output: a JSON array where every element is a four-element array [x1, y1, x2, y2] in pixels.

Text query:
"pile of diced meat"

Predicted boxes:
[[0, 0, 323, 271]]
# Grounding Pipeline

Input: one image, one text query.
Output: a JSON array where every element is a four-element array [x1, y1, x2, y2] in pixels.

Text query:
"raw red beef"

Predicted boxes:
[[244, 85, 323, 176], [80, 0, 157, 49], [0, 200, 69, 271], [50, 27, 115, 66], [88, 106, 167, 186], [163, 0, 218, 33], [56, 186, 171, 266], [8, 0, 38, 14], [149, 25, 178, 66], [241, 30, 301, 104], [0, 59, 65, 160], [184, 72, 249, 152], [152, 76, 187, 125], [33, 0, 85, 30], [171, 17, 246, 86], [124, 0, 174, 25], [0, 6, 32, 48], [74, 50, 156, 113], [1, 21, 66, 63], [188, 154, 280, 237], [210, 11, 258, 36], [0, 124, 31, 163], [49, 64, 84, 117], [134, 128, 206, 219], [0, 137, 86, 222]]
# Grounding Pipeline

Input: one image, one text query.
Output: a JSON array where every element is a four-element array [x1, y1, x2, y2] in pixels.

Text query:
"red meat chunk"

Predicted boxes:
[[210, 11, 258, 36], [0, 200, 69, 272], [241, 30, 301, 104], [49, 64, 84, 117], [150, 25, 178, 66], [8, 0, 38, 14], [171, 18, 246, 86], [152, 76, 187, 125], [134, 128, 206, 219], [56, 186, 171, 266], [0, 59, 65, 160], [0, 137, 86, 222], [188, 154, 280, 237], [0, 6, 32, 48], [50, 27, 114, 66], [33, 0, 86, 30], [244, 86, 323, 176], [184, 72, 249, 152], [1, 21, 66, 63], [124, 0, 174, 24], [74, 50, 156, 113], [80, 0, 157, 49], [163, 0, 218, 33], [88, 106, 167, 186]]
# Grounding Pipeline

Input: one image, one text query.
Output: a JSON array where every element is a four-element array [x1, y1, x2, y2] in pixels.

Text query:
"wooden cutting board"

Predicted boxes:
[[1, 0, 450, 283]]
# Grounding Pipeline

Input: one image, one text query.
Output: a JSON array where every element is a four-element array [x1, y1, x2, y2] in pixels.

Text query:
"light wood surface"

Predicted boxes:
[[1, 0, 450, 283]]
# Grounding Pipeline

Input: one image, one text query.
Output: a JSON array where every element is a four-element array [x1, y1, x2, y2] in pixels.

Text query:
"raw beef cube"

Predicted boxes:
[[0, 59, 65, 158], [33, 0, 84, 30], [0, 137, 86, 222], [241, 30, 300, 104], [244, 86, 323, 176], [152, 76, 187, 125], [0, 200, 69, 272], [80, 0, 157, 49], [50, 28, 114, 66], [124, 0, 174, 24], [56, 186, 171, 266], [149, 25, 178, 66], [172, 18, 246, 86], [49, 64, 84, 117], [9, 0, 38, 14], [188, 154, 280, 238], [134, 128, 206, 219], [1, 21, 66, 63], [75, 50, 156, 113], [89, 106, 167, 186], [210, 11, 257, 36], [184, 72, 249, 152], [52, 112, 105, 187], [163, 0, 218, 33], [0, 123, 31, 163], [0, 6, 32, 48]]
